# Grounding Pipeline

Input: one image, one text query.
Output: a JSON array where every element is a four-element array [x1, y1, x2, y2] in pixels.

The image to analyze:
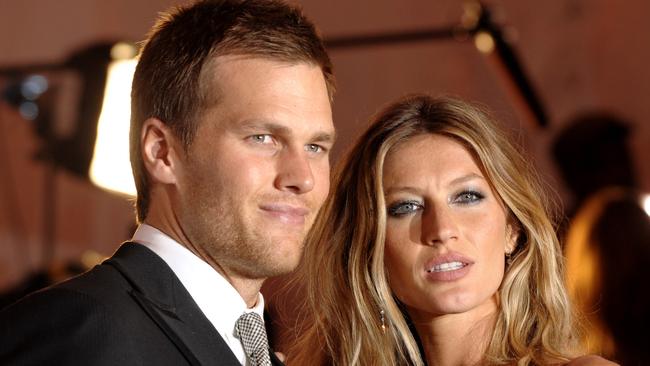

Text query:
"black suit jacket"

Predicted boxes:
[[0, 242, 284, 366]]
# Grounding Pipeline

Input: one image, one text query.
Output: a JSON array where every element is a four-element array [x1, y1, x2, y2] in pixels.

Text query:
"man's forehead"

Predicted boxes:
[[198, 56, 330, 109], [199, 54, 326, 100]]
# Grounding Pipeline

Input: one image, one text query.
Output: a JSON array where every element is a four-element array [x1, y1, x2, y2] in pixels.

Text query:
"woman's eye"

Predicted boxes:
[[387, 201, 422, 217], [452, 190, 484, 204]]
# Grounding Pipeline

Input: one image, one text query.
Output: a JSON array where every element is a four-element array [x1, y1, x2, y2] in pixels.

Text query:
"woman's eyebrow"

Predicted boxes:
[[448, 173, 485, 186]]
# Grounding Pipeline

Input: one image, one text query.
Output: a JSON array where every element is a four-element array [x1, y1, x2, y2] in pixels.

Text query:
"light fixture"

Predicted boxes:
[[642, 194, 650, 217], [323, 1, 548, 129], [1, 41, 138, 197], [474, 31, 495, 54], [88, 43, 138, 196]]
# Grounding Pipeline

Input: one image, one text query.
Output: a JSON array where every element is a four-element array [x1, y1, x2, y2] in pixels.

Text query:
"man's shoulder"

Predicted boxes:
[[57, 257, 131, 296], [1, 242, 164, 315], [0, 260, 133, 337], [47, 241, 165, 300], [0, 269, 132, 364], [5, 261, 127, 311], [0, 245, 174, 365]]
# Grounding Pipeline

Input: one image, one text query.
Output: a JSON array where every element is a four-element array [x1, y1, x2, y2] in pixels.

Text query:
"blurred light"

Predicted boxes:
[[461, 1, 481, 29], [20, 74, 48, 100], [642, 194, 650, 217], [89, 48, 137, 196], [111, 42, 138, 60], [19, 101, 39, 120], [474, 31, 495, 53], [6, 74, 49, 120], [81, 250, 106, 270], [1, 42, 139, 196]]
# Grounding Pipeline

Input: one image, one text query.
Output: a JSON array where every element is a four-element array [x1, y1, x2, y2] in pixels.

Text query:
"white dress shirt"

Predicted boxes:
[[132, 224, 265, 366]]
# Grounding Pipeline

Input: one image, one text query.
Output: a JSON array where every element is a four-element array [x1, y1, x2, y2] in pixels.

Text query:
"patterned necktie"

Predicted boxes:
[[235, 312, 272, 366]]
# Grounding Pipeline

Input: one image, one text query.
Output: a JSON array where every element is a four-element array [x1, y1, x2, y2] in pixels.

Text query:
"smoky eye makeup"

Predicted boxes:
[[450, 189, 485, 205], [387, 199, 423, 217]]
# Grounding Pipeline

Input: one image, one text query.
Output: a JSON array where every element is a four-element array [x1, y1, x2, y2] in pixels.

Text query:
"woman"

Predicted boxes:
[[287, 95, 615, 365]]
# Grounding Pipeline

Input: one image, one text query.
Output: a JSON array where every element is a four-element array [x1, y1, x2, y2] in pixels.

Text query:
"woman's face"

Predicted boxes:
[[383, 134, 517, 319]]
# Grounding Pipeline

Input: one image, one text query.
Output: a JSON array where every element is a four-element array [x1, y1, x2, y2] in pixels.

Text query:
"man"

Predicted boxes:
[[0, 0, 335, 365]]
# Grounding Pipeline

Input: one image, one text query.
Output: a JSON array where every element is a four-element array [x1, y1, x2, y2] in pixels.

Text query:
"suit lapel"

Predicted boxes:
[[105, 242, 241, 366]]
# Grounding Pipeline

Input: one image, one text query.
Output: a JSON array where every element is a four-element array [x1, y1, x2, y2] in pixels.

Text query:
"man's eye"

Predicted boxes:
[[249, 134, 273, 144], [452, 190, 484, 204], [305, 144, 325, 153], [387, 201, 422, 217]]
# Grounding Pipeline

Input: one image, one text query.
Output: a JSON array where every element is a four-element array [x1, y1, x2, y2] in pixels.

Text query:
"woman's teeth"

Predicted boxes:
[[428, 261, 465, 272]]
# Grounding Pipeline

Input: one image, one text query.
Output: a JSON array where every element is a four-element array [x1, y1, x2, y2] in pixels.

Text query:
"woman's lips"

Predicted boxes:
[[423, 252, 474, 282]]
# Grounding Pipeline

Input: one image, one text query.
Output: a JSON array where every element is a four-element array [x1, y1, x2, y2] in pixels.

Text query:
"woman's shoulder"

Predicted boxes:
[[565, 355, 619, 366]]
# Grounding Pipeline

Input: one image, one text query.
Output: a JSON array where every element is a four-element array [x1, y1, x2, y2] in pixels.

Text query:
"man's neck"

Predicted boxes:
[[142, 215, 264, 308], [184, 240, 265, 308]]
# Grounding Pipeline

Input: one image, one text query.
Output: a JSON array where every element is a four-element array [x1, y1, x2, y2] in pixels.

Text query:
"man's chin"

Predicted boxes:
[[245, 262, 299, 280], [271, 250, 302, 272], [241, 233, 304, 277], [265, 249, 303, 275]]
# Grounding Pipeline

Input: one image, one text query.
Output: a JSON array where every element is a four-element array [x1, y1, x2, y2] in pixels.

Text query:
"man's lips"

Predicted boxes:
[[259, 203, 310, 225]]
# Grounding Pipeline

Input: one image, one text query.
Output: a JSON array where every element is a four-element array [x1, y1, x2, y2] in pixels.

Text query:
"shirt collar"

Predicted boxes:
[[132, 224, 265, 348]]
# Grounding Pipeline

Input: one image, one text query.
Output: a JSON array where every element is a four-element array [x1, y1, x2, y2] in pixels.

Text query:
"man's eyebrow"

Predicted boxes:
[[311, 131, 336, 145], [238, 120, 289, 133]]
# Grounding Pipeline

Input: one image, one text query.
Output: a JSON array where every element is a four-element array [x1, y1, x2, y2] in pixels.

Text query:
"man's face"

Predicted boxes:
[[176, 56, 334, 281]]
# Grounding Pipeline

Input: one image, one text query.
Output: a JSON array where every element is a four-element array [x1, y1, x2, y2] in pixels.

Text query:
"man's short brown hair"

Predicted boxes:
[[130, 0, 335, 223]]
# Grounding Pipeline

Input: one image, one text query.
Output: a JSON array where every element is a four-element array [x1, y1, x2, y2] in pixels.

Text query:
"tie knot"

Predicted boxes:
[[236, 312, 271, 366]]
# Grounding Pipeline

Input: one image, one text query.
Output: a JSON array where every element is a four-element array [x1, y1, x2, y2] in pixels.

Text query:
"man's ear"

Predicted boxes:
[[141, 118, 182, 185]]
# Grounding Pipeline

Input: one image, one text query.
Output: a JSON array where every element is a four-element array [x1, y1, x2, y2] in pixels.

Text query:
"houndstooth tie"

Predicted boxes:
[[236, 312, 272, 366]]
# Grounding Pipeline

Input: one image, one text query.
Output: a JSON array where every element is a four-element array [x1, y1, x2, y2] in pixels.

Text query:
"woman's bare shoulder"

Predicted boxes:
[[565, 355, 619, 366]]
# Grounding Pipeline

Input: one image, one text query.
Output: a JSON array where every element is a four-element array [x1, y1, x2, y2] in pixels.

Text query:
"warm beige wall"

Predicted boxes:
[[0, 0, 648, 291]]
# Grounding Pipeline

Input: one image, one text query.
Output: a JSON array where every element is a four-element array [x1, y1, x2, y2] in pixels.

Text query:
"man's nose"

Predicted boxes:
[[274, 147, 315, 194]]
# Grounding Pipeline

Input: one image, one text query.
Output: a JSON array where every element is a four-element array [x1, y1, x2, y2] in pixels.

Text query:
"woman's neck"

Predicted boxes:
[[409, 297, 499, 366]]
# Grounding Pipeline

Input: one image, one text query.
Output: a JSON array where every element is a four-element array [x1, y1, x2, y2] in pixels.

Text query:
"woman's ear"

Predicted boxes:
[[505, 221, 520, 255], [140, 118, 182, 185]]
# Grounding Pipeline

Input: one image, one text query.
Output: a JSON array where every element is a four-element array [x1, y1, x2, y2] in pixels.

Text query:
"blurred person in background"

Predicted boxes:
[[554, 113, 649, 364], [565, 188, 650, 365]]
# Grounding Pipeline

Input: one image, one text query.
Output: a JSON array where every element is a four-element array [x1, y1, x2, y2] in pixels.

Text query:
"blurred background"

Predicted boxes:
[[0, 0, 649, 359]]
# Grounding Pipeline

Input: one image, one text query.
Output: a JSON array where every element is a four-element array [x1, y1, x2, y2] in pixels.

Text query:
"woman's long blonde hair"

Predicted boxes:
[[287, 95, 580, 365]]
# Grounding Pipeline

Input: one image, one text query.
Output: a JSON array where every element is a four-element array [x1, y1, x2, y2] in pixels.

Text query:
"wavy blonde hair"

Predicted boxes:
[[287, 95, 580, 365]]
